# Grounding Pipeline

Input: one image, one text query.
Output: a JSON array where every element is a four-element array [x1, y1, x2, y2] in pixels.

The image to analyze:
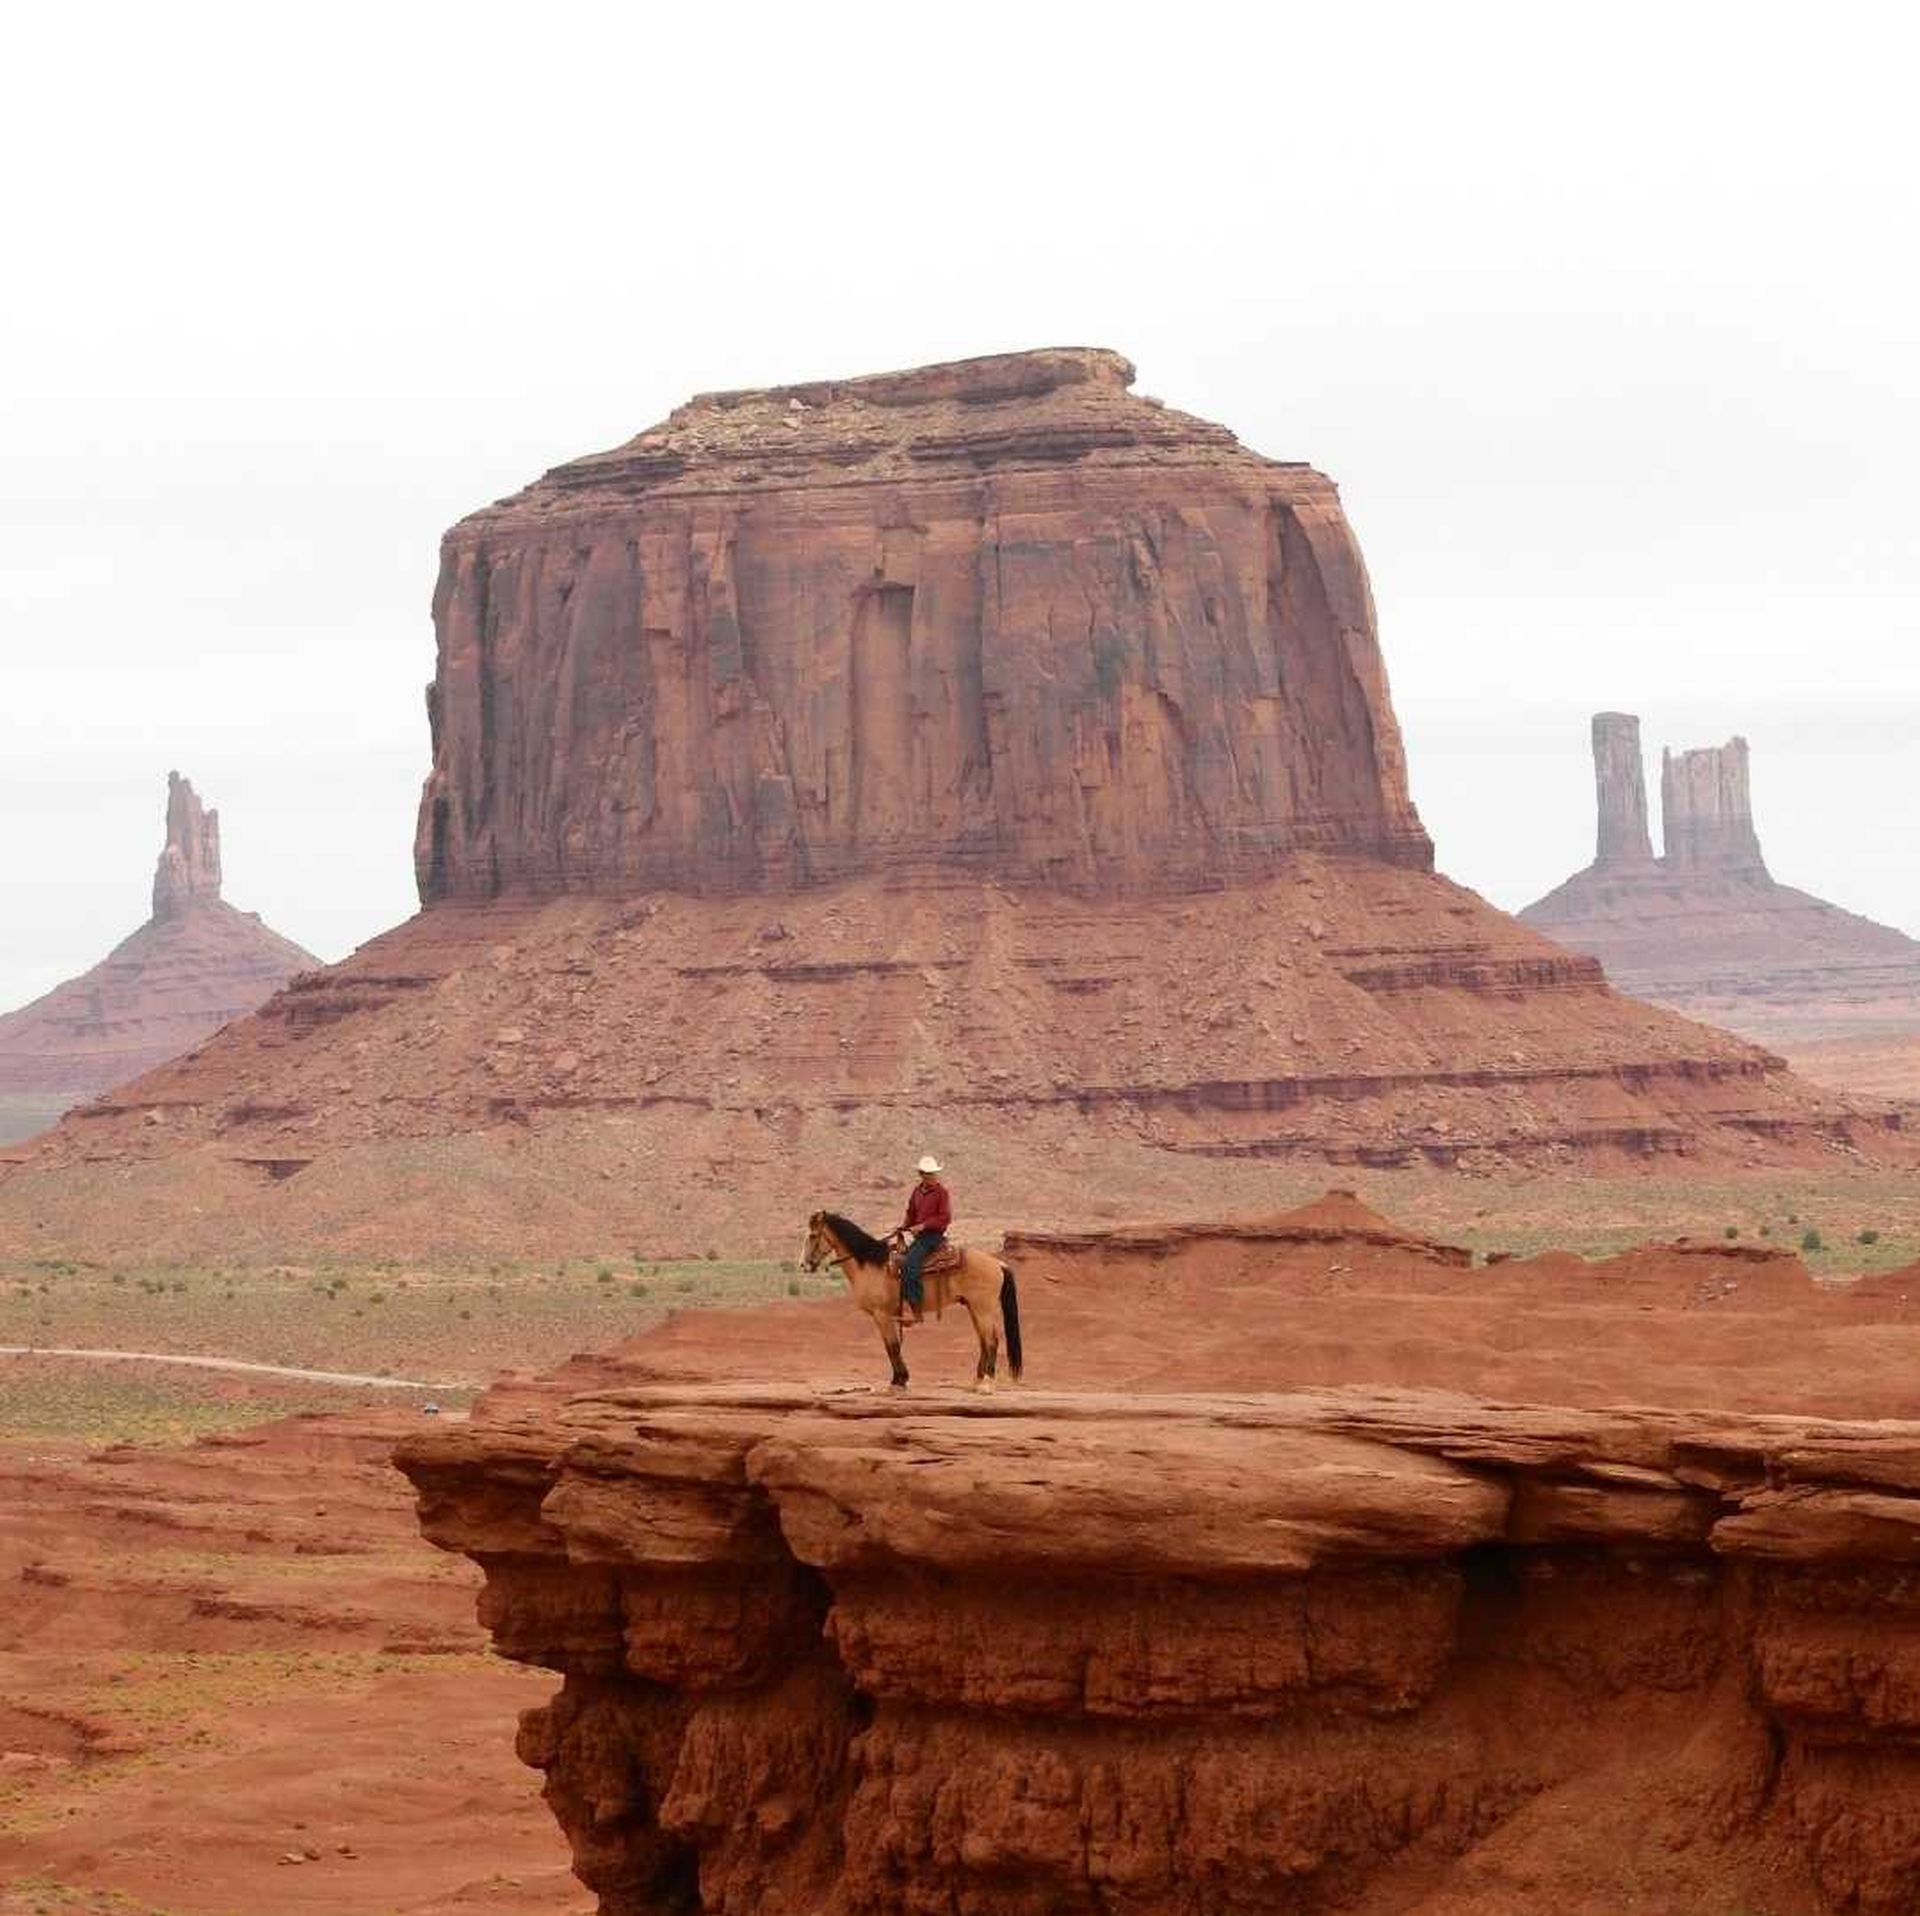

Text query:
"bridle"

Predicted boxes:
[[805, 1221, 855, 1275]]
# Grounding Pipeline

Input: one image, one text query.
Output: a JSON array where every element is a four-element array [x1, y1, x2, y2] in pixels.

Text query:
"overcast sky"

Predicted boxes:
[[3, 2, 1915, 1010]]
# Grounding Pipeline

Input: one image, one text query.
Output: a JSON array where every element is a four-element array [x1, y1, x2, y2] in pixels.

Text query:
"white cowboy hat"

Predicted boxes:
[[916, 1154, 942, 1175]]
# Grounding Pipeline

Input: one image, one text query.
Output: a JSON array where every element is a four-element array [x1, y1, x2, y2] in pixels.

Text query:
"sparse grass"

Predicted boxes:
[[0, 1362, 451, 1447], [0, 1252, 794, 1408], [1364, 1167, 1920, 1278], [76, 1647, 495, 1739], [0, 1877, 178, 1914]]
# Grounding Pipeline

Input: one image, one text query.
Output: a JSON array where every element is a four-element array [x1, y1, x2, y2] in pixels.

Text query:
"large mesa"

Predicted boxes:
[[414, 347, 1430, 900], [1, 356, 1906, 1249]]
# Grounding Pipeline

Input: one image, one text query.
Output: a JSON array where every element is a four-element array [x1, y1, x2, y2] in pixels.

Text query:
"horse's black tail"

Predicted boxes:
[[999, 1264, 1023, 1380]]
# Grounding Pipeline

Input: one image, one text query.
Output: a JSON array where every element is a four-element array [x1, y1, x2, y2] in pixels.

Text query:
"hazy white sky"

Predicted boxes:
[[3, 1, 1915, 1009]]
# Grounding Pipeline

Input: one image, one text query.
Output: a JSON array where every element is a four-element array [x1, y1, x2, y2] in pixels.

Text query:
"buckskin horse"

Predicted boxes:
[[802, 1211, 1024, 1392]]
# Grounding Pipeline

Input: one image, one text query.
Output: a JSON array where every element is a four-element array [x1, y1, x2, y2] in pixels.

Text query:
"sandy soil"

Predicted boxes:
[[0, 1404, 584, 1916]]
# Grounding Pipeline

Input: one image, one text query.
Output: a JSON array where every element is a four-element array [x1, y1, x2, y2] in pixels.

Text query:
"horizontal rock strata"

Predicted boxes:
[[3, 857, 1905, 1258], [401, 1381, 1920, 1914]]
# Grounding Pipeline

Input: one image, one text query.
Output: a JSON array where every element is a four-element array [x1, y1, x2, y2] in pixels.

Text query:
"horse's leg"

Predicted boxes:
[[872, 1308, 909, 1390], [961, 1288, 996, 1394]]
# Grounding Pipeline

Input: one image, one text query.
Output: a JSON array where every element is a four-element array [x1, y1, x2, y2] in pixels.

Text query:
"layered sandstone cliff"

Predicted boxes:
[[1522, 718, 1920, 1095], [413, 347, 1429, 900], [399, 1204, 1920, 1914], [0, 774, 316, 1140], [1, 359, 1907, 1245]]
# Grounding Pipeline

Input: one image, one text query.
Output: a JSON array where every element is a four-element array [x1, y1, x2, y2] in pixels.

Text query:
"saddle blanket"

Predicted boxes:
[[888, 1238, 965, 1281]]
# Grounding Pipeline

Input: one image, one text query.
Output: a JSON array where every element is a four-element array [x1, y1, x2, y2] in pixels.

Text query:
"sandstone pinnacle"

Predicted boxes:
[[151, 770, 223, 919]]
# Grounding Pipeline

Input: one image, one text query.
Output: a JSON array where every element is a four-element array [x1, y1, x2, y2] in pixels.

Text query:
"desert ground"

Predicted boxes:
[[5, 1161, 1920, 1913], [0, 1258, 804, 1916]]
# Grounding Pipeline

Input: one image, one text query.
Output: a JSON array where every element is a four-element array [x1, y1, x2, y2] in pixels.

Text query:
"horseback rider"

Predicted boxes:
[[896, 1154, 951, 1325]]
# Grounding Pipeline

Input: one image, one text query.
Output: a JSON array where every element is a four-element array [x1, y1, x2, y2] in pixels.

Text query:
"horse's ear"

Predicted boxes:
[[808, 1209, 823, 1227]]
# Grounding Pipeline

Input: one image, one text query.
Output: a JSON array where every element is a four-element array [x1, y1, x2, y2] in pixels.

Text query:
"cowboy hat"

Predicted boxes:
[[916, 1154, 942, 1175]]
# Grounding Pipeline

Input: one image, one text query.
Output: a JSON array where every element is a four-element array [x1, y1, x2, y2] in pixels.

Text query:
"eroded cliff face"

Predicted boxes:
[[1591, 711, 1655, 867], [396, 1201, 1920, 1914], [413, 348, 1430, 902], [1660, 737, 1767, 876], [400, 1380, 1920, 1916]]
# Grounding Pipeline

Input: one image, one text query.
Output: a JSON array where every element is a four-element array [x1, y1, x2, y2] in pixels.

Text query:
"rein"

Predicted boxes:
[[816, 1227, 890, 1276]]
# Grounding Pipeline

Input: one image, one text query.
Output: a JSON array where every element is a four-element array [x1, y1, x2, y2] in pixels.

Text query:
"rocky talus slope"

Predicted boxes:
[[1523, 715, 1920, 1097], [2, 357, 1907, 1253], [0, 774, 315, 1139], [399, 1198, 1920, 1915]]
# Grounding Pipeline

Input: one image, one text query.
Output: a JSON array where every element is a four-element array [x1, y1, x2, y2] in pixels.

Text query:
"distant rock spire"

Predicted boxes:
[[1661, 737, 1768, 876], [151, 771, 223, 919], [1591, 713, 1655, 869]]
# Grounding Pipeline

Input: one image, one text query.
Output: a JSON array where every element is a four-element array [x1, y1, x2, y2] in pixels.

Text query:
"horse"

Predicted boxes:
[[802, 1211, 1024, 1392]]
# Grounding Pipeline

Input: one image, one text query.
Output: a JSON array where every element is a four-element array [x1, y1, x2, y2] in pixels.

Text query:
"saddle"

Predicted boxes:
[[888, 1238, 965, 1283]]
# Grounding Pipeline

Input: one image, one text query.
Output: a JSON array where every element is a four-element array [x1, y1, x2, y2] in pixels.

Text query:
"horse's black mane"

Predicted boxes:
[[821, 1213, 890, 1266]]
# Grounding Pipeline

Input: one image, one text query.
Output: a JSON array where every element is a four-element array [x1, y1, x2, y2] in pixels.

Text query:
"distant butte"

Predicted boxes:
[[1522, 715, 1920, 1099], [0, 773, 316, 1141], [0, 354, 1908, 1251]]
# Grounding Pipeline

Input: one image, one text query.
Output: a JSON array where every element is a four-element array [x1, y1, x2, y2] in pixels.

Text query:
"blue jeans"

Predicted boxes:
[[901, 1231, 943, 1311]]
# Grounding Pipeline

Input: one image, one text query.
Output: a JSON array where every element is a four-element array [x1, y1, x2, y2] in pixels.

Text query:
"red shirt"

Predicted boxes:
[[904, 1178, 951, 1234]]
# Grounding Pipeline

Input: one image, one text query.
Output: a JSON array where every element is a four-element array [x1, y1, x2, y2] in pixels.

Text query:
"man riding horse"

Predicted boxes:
[[895, 1154, 950, 1325]]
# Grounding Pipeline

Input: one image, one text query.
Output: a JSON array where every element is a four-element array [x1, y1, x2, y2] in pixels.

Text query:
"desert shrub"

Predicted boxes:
[[369, 1289, 388, 1305], [1724, 1225, 1740, 1239], [630, 1281, 648, 1299], [111, 1272, 126, 1286], [1859, 1229, 1882, 1245], [787, 1279, 801, 1296], [1801, 1229, 1825, 1254], [705, 1249, 720, 1261], [597, 1266, 614, 1283]]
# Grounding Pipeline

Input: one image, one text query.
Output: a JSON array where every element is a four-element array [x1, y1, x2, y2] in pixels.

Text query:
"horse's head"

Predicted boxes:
[[802, 1210, 834, 1273]]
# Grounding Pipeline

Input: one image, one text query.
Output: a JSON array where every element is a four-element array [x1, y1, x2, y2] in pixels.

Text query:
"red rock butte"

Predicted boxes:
[[0, 356, 1907, 1253], [0, 773, 316, 1142], [1522, 714, 1920, 1099], [415, 346, 1430, 900]]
